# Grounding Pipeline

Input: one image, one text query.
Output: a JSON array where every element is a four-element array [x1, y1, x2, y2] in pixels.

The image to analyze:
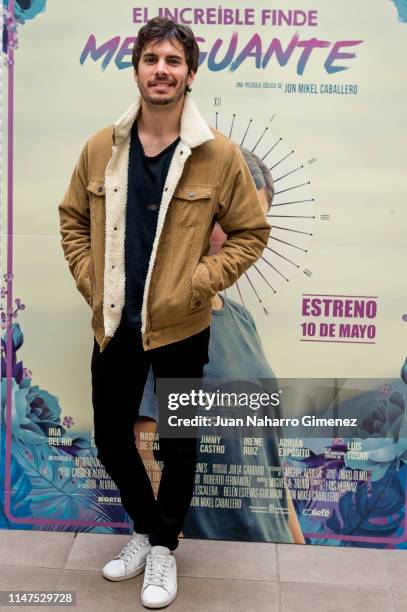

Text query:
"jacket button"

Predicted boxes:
[[98, 187, 103, 193], [114, 188, 118, 192], [112, 265, 115, 269], [188, 192, 196, 198], [110, 304, 115, 308], [114, 226, 117, 230], [180, 151, 183, 155], [195, 300, 201, 307]]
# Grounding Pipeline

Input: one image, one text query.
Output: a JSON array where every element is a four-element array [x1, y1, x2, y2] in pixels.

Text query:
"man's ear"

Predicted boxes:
[[134, 68, 138, 85], [187, 70, 196, 89]]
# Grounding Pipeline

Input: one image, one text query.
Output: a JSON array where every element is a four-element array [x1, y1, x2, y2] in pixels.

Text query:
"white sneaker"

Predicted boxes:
[[141, 546, 177, 609], [102, 532, 151, 581]]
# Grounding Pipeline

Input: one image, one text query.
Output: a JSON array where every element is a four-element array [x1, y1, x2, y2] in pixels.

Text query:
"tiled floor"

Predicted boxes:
[[0, 530, 405, 611]]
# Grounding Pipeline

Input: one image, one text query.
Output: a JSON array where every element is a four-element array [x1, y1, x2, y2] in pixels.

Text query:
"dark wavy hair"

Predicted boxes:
[[132, 17, 200, 85]]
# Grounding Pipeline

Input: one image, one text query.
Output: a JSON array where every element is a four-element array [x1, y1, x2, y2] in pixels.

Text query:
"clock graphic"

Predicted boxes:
[[209, 108, 324, 315]]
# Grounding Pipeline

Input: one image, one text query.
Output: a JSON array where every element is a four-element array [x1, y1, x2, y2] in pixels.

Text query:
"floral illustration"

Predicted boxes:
[[285, 382, 407, 547], [2, 0, 48, 55], [1, 318, 131, 534], [390, 0, 407, 23], [62, 416, 75, 429], [327, 460, 406, 542], [3, 0, 47, 23]]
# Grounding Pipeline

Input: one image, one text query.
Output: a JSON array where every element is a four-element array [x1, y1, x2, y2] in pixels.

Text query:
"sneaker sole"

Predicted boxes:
[[103, 562, 146, 582], [141, 588, 177, 609]]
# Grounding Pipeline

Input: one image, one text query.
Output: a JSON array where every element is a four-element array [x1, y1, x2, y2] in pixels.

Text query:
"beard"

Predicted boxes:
[[137, 75, 188, 107]]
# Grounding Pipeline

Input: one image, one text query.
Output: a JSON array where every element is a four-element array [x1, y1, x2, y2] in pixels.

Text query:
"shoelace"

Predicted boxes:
[[145, 554, 170, 586], [117, 536, 146, 563]]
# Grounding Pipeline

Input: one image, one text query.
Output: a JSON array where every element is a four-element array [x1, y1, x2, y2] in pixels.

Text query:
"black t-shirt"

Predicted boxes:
[[124, 122, 180, 327]]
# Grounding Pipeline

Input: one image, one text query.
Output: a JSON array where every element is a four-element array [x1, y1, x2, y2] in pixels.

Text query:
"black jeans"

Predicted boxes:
[[91, 317, 210, 551]]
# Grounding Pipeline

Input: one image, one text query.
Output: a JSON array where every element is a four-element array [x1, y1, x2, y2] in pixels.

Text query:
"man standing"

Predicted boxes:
[[59, 17, 270, 609]]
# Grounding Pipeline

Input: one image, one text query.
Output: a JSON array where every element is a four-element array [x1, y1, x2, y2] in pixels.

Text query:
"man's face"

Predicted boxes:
[[135, 38, 195, 107]]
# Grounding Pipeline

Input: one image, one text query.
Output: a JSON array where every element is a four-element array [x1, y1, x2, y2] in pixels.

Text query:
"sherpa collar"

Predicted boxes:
[[113, 95, 214, 148]]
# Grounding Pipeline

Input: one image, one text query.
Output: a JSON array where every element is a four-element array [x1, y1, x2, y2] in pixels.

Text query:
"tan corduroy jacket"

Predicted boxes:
[[58, 96, 271, 352]]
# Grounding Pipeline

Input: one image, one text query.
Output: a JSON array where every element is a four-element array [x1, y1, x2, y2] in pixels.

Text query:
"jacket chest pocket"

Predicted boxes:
[[87, 179, 106, 226], [171, 186, 212, 227]]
